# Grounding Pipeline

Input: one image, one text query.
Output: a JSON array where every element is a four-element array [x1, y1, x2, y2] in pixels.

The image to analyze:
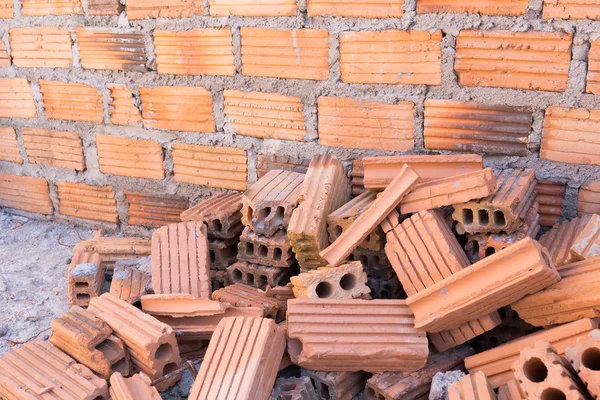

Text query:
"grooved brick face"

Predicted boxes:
[[541, 107, 600, 166], [40, 80, 102, 122], [318, 96, 414, 151], [579, 181, 600, 216], [9, 27, 73, 68], [307, 0, 403, 17], [0, 127, 23, 164], [417, 0, 528, 16], [0, 173, 53, 215], [19, 0, 82, 16], [96, 134, 165, 180], [209, 0, 297, 16], [108, 84, 142, 126], [0, 40, 10, 67], [339, 30, 442, 85], [455, 30, 573, 92], [0, 78, 36, 119], [0, 0, 13, 17], [87, 0, 121, 15], [154, 29, 234, 76], [588, 39, 600, 95], [22, 128, 85, 171], [543, 0, 600, 20], [127, 0, 202, 19], [241, 27, 330, 80], [125, 192, 189, 227], [76, 28, 147, 72], [56, 181, 118, 223]]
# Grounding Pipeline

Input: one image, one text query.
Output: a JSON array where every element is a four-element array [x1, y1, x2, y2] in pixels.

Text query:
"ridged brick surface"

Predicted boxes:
[[339, 30, 442, 85], [570, 214, 600, 260], [125, 192, 188, 227], [223, 90, 307, 141], [0, 173, 53, 215], [565, 330, 600, 399], [56, 181, 118, 223], [0, 127, 22, 164], [209, 0, 297, 16], [497, 380, 525, 400], [448, 372, 495, 400], [543, 0, 600, 19], [68, 251, 104, 307], [181, 193, 244, 239], [542, 107, 600, 166], [110, 261, 151, 303], [88, 0, 121, 15], [211, 283, 285, 319], [352, 159, 365, 195], [74, 236, 152, 270], [154, 29, 234, 76], [22, 128, 84, 171], [291, 261, 369, 299], [0, 78, 36, 119], [126, 0, 202, 19], [536, 180, 565, 226], [424, 100, 532, 156], [0, 0, 12, 17], [588, 39, 600, 94], [110, 373, 161, 400], [76, 29, 146, 72], [108, 84, 142, 126], [318, 96, 414, 151], [96, 134, 164, 180], [579, 181, 600, 216], [302, 369, 368, 400], [172, 143, 247, 190], [539, 215, 592, 266], [241, 27, 329, 80], [308, 0, 403, 17], [455, 30, 572, 92], [40, 80, 102, 122], [257, 154, 310, 179], [20, 0, 82, 15], [9, 27, 72, 68], [0, 40, 9, 66], [418, 0, 528, 15]]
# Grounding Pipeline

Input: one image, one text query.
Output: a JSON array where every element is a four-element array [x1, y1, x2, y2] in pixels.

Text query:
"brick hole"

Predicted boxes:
[[209, 250, 216, 264], [257, 275, 268, 290], [273, 206, 285, 226], [111, 357, 129, 375], [96, 338, 122, 361], [280, 384, 297, 391], [162, 362, 179, 376], [334, 225, 343, 237], [93, 397, 104, 400], [469, 241, 480, 261], [287, 338, 302, 359], [75, 282, 89, 289], [132, 301, 142, 309], [211, 219, 223, 233], [258, 245, 268, 258], [541, 388, 566, 400], [318, 383, 330, 399], [485, 247, 496, 257], [155, 343, 175, 361], [247, 273, 255, 286], [487, 336, 499, 348], [478, 210, 490, 226], [245, 242, 254, 255], [373, 255, 380, 264], [494, 211, 506, 227], [359, 255, 368, 265], [232, 269, 242, 282], [257, 207, 271, 228], [273, 248, 282, 261], [380, 290, 389, 298], [463, 209, 474, 225], [365, 387, 376, 399], [315, 281, 333, 298], [225, 245, 237, 258], [76, 293, 90, 301], [339, 273, 357, 290], [582, 347, 600, 371], [523, 357, 548, 382]]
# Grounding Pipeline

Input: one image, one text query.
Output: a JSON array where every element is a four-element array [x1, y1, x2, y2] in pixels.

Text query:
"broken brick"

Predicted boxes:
[[266, 283, 295, 302], [209, 237, 238, 269], [302, 369, 368, 400], [109, 372, 161, 400], [257, 153, 310, 178], [9, 27, 72, 68], [270, 376, 316, 400], [210, 269, 230, 291], [22, 128, 85, 171], [238, 228, 295, 268], [124, 192, 188, 228], [126, 0, 202, 18], [227, 261, 295, 290], [539, 215, 592, 266], [68, 251, 105, 307], [209, 0, 297, 15], [536, 180, 566, 226], [108, 84, 143, 126], [307, 0, 403, 17], [497, 380, 525, 400], [0, 127, 21, 164], [211, 283, 285, 320], [565, 330, 600, 398], [367, 275, 403, 300], [569, 214, 600, 261], [74, 236, 152, 270], [87, 0, 121, 15], [56, 181, 118, 223], [448, 371, 495, 400], [291, 261, 370, 299], [110, 259, 152, 304], [543, 0, 600, 19], [181, 193, 244, 240], [588, 39, 600, 95], [0, 78, 36, 118], [40, 80, 102, 122], [76, 28, 146, 72], [20, 0, 82, 15], [579, 181, 600, 216], [96, 134, 164, 180]]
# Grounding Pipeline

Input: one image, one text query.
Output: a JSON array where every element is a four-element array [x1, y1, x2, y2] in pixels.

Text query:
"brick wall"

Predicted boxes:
[[1, 0, 600, 233]]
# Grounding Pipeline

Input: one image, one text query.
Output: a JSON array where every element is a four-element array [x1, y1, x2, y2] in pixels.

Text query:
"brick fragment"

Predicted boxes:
[[56, 181, 118, 223], [569, 214, 600, 261], [588, 39, 600, 95], [125, 192, 188, 228], [241, 27, 329, 80], [497, 380, 525, 400], [0, 173, 52, 214], [536, 180, 565, 226], [209, 0, 296, 15], [110, 372, 161, 400], [455, 31, 572, 92], [181, 193, 243, 239], [210, 237, 239, 269], [448, 371, 496, 400], [258, 153, 310, 178], [227, 261, 295, 290], [565, 330, 600, 398], [539, 215, 592, 266], [308, 0, 403, 17], [270, 376, 316, 400], [352, 160, 365, 195], [579, 181, 600, 216], [0, 127, 22, 163], [172, 143, 247, 190], [20, 0, 82, 15], [543, 0, 600, 19], [107, 84, 142, 126], [22, 128, 85, 171], [211, 283, 285, 320], [110, 259, 152, 304], [76, 28, 146, 72], [291, 261, 370, 299], [302, 369, 368, 400], [339, 30, 442, 85], [74, 236, 151, 270], [0, 341, 108, 399], [0, 78, 36, 118], [367, 275, 403, 299], [9, 27, 72, 68], [126, 0, 202, 18], [0, 40, 9, 66], [50, 306, 131, 379], [68, 251, 105, 307], [238, 228, 295, 268], [87, 0, 121, 15], [96, 134, 164, 180], [40, 80, 102, 122], [318, 97, 414, 151], [210, 269, 230, 291], [418, 0, 527, 15], [266, 283, 295, 301], [0, 0, 13, 17]]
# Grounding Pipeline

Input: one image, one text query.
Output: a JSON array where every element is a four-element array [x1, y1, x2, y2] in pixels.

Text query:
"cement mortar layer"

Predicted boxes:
[[1, 0, 600, 229]]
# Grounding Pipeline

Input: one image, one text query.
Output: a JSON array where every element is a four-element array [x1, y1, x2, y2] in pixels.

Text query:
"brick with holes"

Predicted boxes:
[[302, 369, 369, 400], [565, 330, 600, 398], [290, 261, 370, 299], [181, 193, 244, 240], [210, 269, 230, 291], [270, 376, 316, 400], [109, 372, 161, 400], [238, 228, 295, 268], [350, 248, 395, 280], [74, 235, 151, 270], [211, 283, 286, 320], [209, 237, 238, 270], [448, 371, 496, 400], [227, 261, 296, 291], [366, 275, 404, 300], [68, 251, 105, 307]]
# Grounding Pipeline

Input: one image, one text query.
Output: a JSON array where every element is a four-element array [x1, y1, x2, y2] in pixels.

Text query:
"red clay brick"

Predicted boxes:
[[74, 236, 151, 270], [20, 0, 82, 15], [303, 369, 368, 400], [455, 30, 572, 92], [22, 128, 85, 171], [9, 27, 72, 68], [110, 373, 160, 400], [588, 39, 600, 94], [339, 30, 442, 85], [0, 78, 36, 119], [418, 0, 528, 15], [211, 283, 285, 320], [181, 193, 244, 239], [87, 0, 121, 15], [271, 377, 316, 400], [539, 215, 592, 266], [497, 380, 525, 400], [68, 251, 105, 307], [543, 0, 600, 19], [448, 372, 495, 400], [0, 127, 23, 164], [238, 228, 295, 268], [110, 261, 151, 304], [579, 181, 600, 216], [76, 28, 146, 72], [227, 261, 295, 290], [209, 0, 297, 15], [0, 40, 9, 67], [569, 214, 600, 261], [125, 192, 188, 228], [56, 181, 118, 223], [291, 261, 370, 299], [257, 153, 310, 178], [96, 134, 164, 180], [40, 80, 102, 122], [565, 330, 600, 398], [127, 0, 202, 19], [0, 0, 13, 17], [241, 27, 329, 80], [108, 84, 142, 126], [0, 172, 53, 215], [352, 159, 365, 195], [536, 180, 565, 226], [308, 0, 403, 17]]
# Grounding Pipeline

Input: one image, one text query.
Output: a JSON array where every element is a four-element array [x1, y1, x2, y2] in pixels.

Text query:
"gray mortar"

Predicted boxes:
[[70, 262, 98, 277]]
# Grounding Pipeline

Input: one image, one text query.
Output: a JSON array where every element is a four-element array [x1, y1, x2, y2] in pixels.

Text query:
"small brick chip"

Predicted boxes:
[[109, 372, 162, 400]]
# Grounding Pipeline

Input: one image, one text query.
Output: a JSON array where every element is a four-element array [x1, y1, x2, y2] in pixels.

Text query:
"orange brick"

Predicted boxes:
[[318, 96, 414, 151], [307, 0, 403, 17], [20, 0, 82, 15], [125, 192, 189, 228], [209, 0, 297, 15], [40, 80, 102, 122], [108, 84, 142, 126], [541, 107, 600, 166], [223, 90, 308, 141], [9, 27, 72, 68], [22, 128, 84, 171], [536, 180, 565, 227], [0, 78, 36, 119], [579, 181, 600, 216], [172, 143, 247, 191], [126, 0, 202, 19], [56, 181, 118, 223], [257, 153, 310, 178], [154, 29, 234, 76], [543, 0, 600, 19], [455, 30, 572, 92], [74, 236, 151, 270], [340, 30, 442, 85], [87, 0, 121, 15], [0, 127, 23, 164], [140, 86, 215, 133], [0, 0, 13, 17], [76, 28, 146, 72], [241, 27, 329, 80], [0, 40, 10, 67], [588, 39, 600, 95], [0, 173, 53, 215], [96, 134, 164, 180], [417, 0, 528, 15]]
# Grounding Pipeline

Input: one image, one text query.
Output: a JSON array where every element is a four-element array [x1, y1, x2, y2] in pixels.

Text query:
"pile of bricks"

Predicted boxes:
[[2, 153, 600, 400]]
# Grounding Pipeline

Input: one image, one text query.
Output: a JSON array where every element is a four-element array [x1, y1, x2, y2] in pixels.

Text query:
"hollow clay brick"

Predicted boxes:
[[288, 155, 350, 269], [318, 96, 414, 151], [541, 107, 600, 166], [340, 30, 442, 85], [0, 127, 22, 164], [151, 221, 210, 299], [238, 228, 295, 268], [367, 275, 403, 299], [307, 0, 402, 17], [0, 40, 8, 67], [569, 214, 600, 261], [321, 165, 419, 267], [429, 313, 502, 353], [39, 79, 102, 122], [153, 29, 234, 76], [302, 369, 368, 400], [126, 0, 202, 18], [544, 0, 600, 19], [110, 372, 161, 400], [448, 371, 496, 400], [258, 153, 311, 178], [350, 247, 393, 280], [76, 28, 146, 72], [291, 261, 370, 299], [87, 0, 121, 15], [227, 261, 295, 290], [178, 338, 208, 362], [0, 341, 108, 399], [588, 40, 600, 95], [172, 143, 248, 191], [536, 180, 566, 226], [0, 0, 12, 17], [452, 169, 537, 234], [364, 346, 475, 400], [241, 27, 329, 80], [465, 318, 600, 388], [211, 269, 230, 291], [74, 236, 151, 270], [181, 193, 244, 239], [19, 0, 81, 15], [50, 306, 131, 379], [455, 31, 572, 92], [107, 84, 142, 126], [0, 172, 53, 215], [223, 90, 308, 141], [565, 330, 600, 398], [22, 128, 84, 171], [124, 192, 188, 228], [110, 261, 151, 304], [88, 293, 182, 391], [497, 380, 525, 400], [270, 376, 316, 400], [266, 283, 295, 301], [68, 251, 105, 307], [211, 283, 286, 320], [242, 169, 305, 236], [206, 238, 236, 270], [189, 317, 286, 400], [406, 237, 559, 333], [579, 181, 600, 216], [352, 159, 366, 195], [9, 27, 72, 68], [56, 181, 118, 223], [0, 78, 36, 118], [209, 0, 297, 15], [287, 299, 428, 372], [539, 215, 592, 267], [418, 0, 527, 15]]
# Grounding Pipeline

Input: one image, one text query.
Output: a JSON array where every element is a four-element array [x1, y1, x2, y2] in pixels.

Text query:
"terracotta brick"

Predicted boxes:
[[542, 107, 600, 166], [0, 40, 10, 66], [271, 376, 316, 400], [291, 261, 369, 299], [0, 78, 36, 118], [539, 215, 592, 266], [211, 269, 230, 291], [209, 0, 296, 15], [0, 172, 52, 215], [110, 372, 161, 400], [181, 193, 243, 240], [50, 306, 131, 379], [140, 86, 215, 132], [76, 28, 146, 72], [258, 153, 310, 178], [126, 0, 202, 19], [424, 100, 532, 156], [579, 181, 600, 216], [212, 283, 285, 320], [266, 283, 294, 301], [110, 261, 151, 304], [497, 380, 525, 400], [238, 228, 295, 268], [0, 127, 23, 164], [107, 84, 142, 126], [565, 330, 600, 398], [87, 0, 121, 15], [536, 180, 565, 226], [151, 221, 211, 299], [172, 143, 247, 190], [20, 0, 82, 15], [588, 39, 600, 95], [455, 31, 572, 92], [339, 30, 442, 85], [302, 370, 367, 400], [10, 27, 73, 68], [56, 181, 118, 223], [448, 371, 495, 400], [74, 236, 151, 270], [227, 261, 295, 290], [307, 0, 403, 17], [124, 192, 188, 228], [241, 27, 329, 80], [40, 80, 102, 122], [569, 213, 600, 261], [362, 154, 483, 191], [352, 159, 365, 195], [22, 128, 84, 171], [96, 134, 164, 180], [0, 342, 108, 399], [68, 251, 105, 307], [0, 0, 13, 17], [418, 0, 527, 15], [223, 90, 307, 141], [543, 0, 600, 19]]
